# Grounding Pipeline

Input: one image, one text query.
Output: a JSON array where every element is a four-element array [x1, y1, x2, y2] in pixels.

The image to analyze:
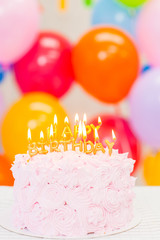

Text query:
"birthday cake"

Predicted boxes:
[[11, 116, 136, 237]]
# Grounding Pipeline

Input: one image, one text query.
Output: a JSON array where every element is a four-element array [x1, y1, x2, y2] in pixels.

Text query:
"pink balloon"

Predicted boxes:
[[14, 32, 74, 98], [137, 0, 160, 66], [0, 0, 40, 64]]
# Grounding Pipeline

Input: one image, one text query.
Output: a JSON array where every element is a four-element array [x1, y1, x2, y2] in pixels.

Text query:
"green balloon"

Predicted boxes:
[[83, 0, 93, 7], [119, 0, 147, 8]]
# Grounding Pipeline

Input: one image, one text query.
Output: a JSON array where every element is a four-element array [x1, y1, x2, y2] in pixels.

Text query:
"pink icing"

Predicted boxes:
[[11, 148, 135, 237]]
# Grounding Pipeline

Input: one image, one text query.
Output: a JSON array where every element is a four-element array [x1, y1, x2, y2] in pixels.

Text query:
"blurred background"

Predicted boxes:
[[0, 0, 159, 186]]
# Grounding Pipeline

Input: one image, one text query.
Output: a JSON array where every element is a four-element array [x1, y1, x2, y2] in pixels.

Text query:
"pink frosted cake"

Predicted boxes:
[[11, 148, 135, 237]]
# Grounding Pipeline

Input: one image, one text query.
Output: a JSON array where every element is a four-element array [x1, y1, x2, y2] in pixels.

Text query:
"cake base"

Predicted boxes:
[[0, 206, 141, 239]]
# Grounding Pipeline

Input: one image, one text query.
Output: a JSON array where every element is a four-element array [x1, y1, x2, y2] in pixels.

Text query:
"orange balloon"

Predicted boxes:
[[144, 152, 160, 185], [1, 92, 67, 162], [72, 27, 140, 103], [0, 155, 14, 186]]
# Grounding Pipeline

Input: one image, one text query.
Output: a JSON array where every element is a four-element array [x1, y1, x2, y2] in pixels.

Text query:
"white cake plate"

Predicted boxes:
[[0, 206, 141, 239]]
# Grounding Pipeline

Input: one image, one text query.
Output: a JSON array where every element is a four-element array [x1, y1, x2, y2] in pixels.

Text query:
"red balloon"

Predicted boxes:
[[88, 115, 141, 174], [14, 32, 74, 98], [0, 155, 14, 186]]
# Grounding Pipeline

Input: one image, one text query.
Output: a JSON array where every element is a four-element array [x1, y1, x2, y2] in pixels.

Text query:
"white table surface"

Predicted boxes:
[[0, 186, 160, 240]]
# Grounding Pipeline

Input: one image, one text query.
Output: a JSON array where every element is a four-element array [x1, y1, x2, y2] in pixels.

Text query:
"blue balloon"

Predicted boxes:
[[92, 0, 139, 37], [142, 65, 151, 73], [0, 65, 6, 83]]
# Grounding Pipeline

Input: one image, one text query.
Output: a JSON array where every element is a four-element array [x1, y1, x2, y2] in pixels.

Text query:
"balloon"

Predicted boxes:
[[141, 64, 151, 73], [72, 27, 139, 104], [144, 152, 160, 185], [0, 65, 6, 83], [14, 32, 74, 99], [84, 0, 93, 7], [1, 92, 67, 161], [0, 0, 40, 64], [129, 68, 160, 149], [119, 0, 147, 8], [88, 115, 141, 174], [92, 0, 138, 37], [137, 0, 160, 66], [0, 155, 14, 186]]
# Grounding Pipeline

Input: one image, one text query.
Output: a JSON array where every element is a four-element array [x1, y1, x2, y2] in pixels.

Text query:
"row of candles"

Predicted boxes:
[[27, 114, 116, 157]]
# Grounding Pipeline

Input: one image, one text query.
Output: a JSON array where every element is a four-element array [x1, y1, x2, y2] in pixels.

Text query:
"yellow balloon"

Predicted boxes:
[[1, 93, 67, 162], [144, 152, 160, 185]]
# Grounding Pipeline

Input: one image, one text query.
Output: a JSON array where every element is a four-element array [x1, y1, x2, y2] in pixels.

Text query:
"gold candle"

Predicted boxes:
[[90, 124, 100, 141], [38, 131, 48, 154], [62, 116, 73, 140], [72, 120, 83, 152], [74, 113, 79, 140], [60, 134, 71, 151], [83, 113, 91, 135], [28, 128, 31, 144], [28, 142, 39, 157], [98, 116, 102, 126], [82, 122, 94, 154], [105, 130, 116, 156], [49, 124, 60, 152], [53, 114, 57, 139], [93, 128, 105, 154], [59, 0, 66, 10], [27, 128, 39, 157]]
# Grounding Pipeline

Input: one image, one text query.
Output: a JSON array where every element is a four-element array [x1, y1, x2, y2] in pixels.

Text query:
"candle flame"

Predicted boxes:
[[54, 114, 57, 125], [112, 130, 116, 140], [78, 120, 82, 137], [98, 116, 102, 125], [75, 113, 79, 124], [50, 124, 53, 138], [82, 122, 87, 139], [83, 113, 87, 124], [64, 116, 69, 124], [59, 0, 66, 10], [95, 128, 99, 141], [40, 130, 44, 140], [28, 128, 31, 142]]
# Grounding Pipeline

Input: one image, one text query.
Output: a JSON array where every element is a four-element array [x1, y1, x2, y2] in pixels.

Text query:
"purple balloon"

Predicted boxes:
[[129, 68, 160, 149]]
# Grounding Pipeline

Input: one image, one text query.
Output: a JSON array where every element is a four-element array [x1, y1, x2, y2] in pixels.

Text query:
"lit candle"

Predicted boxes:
[[62, 116, 73, 140], [90, 124, 100, 141], [94, 128, 99, 144], [94, 129, 105, 154], [74, 113, 79, 140], [53, 114, 58, 139], [49, 124, 60, 152], [28, 128, 39, 157], [64, 116, 69, 126], [82, 121, 87, 141], [105, 130, 116, 156], [59, 0, 66, 10], [83, 122, 94, 154], [98, 116, 102, 126], [112, 129, 116, 141], [28, 128, 31, 144], [38, 131, 48, 154], [83, 113, 91, 135], [72, 121, 83, 152]]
